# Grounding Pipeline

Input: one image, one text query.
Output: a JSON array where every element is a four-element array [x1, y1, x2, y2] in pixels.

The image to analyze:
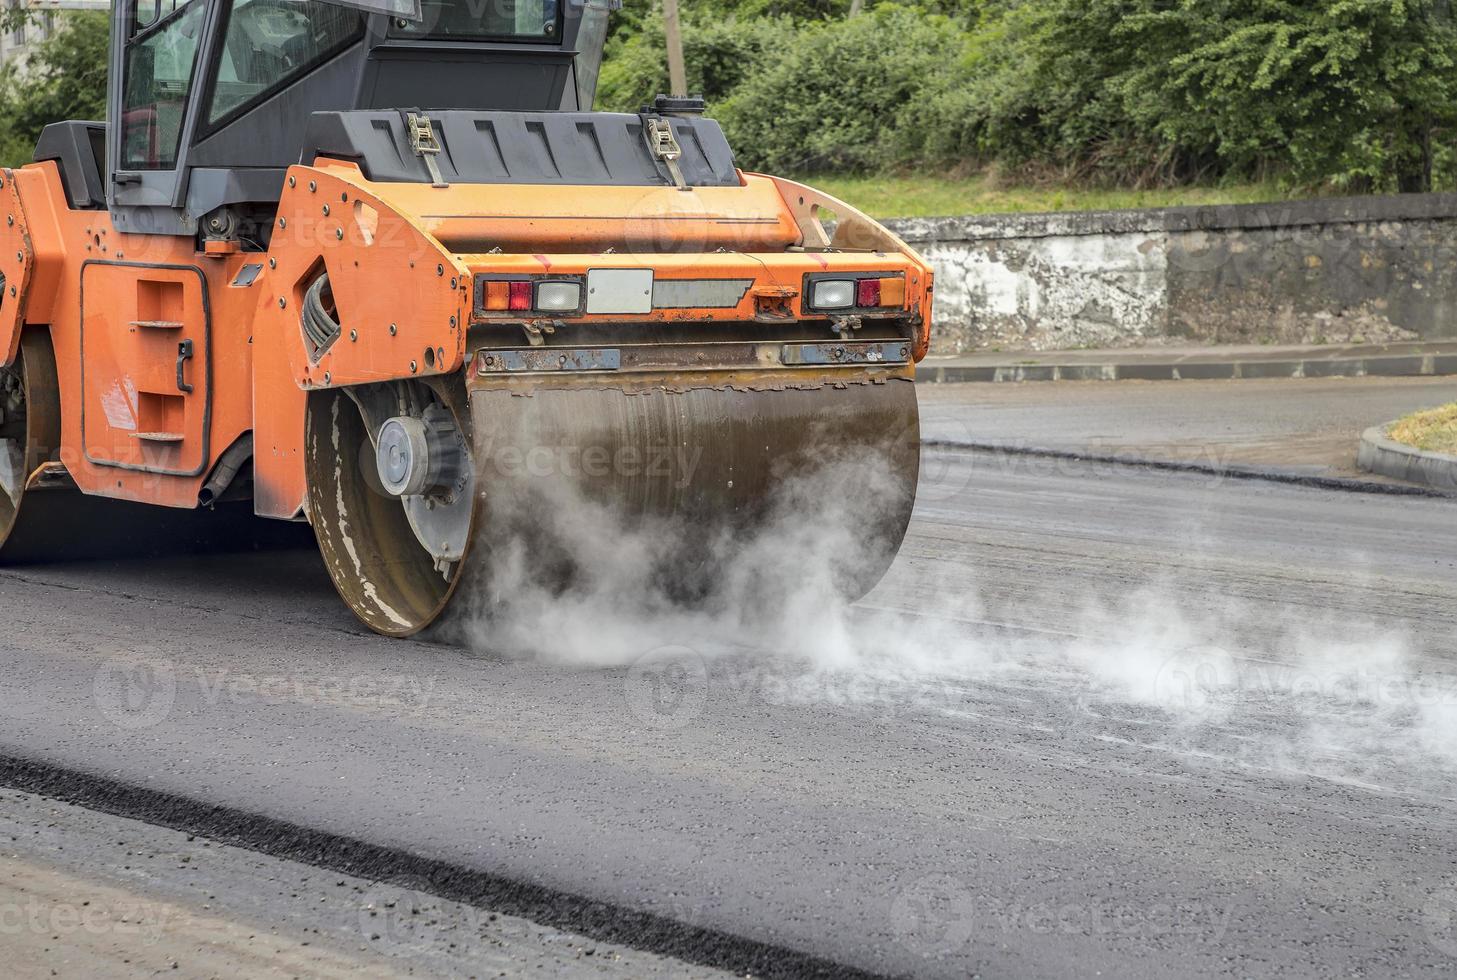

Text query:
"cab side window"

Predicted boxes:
[[121, 0, 206, 169], [207, 0, 363, 128]]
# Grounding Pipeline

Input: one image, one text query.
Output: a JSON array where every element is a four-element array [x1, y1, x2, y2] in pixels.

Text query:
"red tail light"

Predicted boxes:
[[508, 281, 533, 311], [856, 278, 881, 307]]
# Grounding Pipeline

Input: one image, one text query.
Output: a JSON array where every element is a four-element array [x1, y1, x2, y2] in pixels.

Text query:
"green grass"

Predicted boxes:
[[1388, 403, 1457, 456], [801, 174, 1298, 220]]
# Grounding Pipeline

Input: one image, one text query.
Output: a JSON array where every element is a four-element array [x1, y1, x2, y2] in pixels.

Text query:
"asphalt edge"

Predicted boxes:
[[0, 754, 893, 980], [916, 353, 1457, 384], [923, 439, 1454, 498], [1358, 424, 1457, 493]]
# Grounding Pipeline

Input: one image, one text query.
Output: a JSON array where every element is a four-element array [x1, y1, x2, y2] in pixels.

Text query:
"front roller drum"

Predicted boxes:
[[306, 374, 920, 638], [0, 331, 63, 560]]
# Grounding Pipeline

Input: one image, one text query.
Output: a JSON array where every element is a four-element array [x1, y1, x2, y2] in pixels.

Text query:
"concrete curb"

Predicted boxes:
[[1357, 424, 1457, 492], [916, 353, 1457, 384]]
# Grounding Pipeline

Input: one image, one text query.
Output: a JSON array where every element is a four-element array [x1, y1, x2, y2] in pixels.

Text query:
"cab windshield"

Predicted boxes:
[[388, 0, 560, 40]]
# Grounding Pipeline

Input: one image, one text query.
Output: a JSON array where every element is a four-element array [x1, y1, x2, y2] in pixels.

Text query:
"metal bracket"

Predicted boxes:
[[522, 320, 559, 347], [406, 112, 448, 188], [343, 383, 407, 453], [201, 206, 240, 242], [645, 117, 689, 191], [830, 315, 863, 340]]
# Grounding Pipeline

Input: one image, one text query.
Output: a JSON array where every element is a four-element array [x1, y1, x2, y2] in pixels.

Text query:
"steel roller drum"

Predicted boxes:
[[307, 366, 921, 638]]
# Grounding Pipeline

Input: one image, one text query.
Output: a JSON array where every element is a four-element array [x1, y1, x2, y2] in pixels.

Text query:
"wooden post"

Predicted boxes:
[[662, 0, 687, 97]]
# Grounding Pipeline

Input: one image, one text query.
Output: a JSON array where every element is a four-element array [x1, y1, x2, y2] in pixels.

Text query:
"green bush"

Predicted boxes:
[[1115, 0, 1457, 192], [898, 1, 1205, 185], [597, 12, 788, 113], [606, 0, 858, 47], [905, 0, 1457, 191], [714, 6, 965, 173]]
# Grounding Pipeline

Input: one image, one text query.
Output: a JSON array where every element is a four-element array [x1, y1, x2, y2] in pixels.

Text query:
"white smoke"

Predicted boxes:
[[456, 446, 914, 667], [451, 442, 1457, 792]]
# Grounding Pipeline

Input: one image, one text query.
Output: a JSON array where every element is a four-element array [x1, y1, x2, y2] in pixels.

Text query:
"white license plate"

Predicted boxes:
[[586, 269, 654, 314]]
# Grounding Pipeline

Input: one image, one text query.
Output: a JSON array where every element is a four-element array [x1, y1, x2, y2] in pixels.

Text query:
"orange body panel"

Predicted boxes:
[[307, 160, 801, 254], [0, 163, 258, 509], [251, 162, 473, 517], [251, 161, 933, 519], [260, 164, 471, 392], [1, 156, 933, 521], [460, 250, 929, 322], [0, 170, 43, 365]]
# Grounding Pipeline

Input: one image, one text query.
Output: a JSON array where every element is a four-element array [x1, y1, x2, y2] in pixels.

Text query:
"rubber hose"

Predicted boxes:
[[302, 274, 341, 352]]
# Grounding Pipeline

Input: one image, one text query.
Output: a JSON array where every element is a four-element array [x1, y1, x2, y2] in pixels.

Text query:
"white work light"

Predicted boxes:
[[534, 280, 583, 312], [811, 279, 856, 310]]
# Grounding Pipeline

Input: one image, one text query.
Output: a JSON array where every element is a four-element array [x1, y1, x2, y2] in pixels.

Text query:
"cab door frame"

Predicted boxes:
[[106, 0, 226, 236]]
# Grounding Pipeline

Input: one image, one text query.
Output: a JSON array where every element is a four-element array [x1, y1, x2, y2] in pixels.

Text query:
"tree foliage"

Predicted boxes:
[[607, 0, 1457, 192], [0, 3, 1451, 192], [1113, 0, 1457, 191], [598, 11, 790, 112], [0, 12, 109, 168], [713, 6, 964, 173]]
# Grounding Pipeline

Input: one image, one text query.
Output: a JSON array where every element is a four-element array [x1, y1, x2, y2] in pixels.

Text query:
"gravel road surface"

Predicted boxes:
[[1, 382, 1456, 977]]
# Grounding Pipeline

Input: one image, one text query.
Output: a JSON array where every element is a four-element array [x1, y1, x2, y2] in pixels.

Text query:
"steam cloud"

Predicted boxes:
[[449, 438, 1457, 793]]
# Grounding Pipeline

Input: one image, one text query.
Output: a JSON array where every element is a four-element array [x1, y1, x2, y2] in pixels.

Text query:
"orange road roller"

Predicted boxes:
[[0, 0, 932, 637]]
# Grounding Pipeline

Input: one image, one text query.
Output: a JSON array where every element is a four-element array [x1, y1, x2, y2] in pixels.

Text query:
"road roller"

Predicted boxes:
[[0, 0, 932, 637]]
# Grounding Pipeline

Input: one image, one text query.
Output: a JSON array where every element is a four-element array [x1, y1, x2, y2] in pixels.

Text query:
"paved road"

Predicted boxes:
[[921, 375, 1457, 478], [2, 438, 1457, 977], [0, 787, 724, 978]]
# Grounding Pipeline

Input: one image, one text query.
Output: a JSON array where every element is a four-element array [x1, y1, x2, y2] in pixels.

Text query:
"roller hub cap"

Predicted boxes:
[[375, 405, 475, 573], [376, 417, 432, 497]]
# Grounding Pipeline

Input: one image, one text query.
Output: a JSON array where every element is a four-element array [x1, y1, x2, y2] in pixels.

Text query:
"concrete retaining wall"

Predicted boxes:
[[886, 194, 1457, 355]]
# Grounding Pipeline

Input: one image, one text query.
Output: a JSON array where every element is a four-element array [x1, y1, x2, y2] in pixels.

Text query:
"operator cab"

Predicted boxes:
[[35, 0, 615, 239]]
